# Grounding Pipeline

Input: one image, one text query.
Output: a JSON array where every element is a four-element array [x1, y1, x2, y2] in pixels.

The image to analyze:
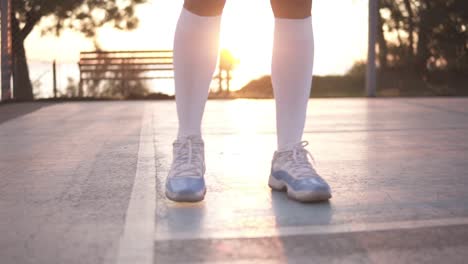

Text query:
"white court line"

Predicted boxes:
[[117, 105, 155, 264], [155, 216, 468, 241]]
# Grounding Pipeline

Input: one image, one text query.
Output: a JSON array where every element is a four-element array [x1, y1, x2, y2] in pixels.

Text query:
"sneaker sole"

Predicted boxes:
[[268, 174, 331, 203], [165, 188, 206, 203]]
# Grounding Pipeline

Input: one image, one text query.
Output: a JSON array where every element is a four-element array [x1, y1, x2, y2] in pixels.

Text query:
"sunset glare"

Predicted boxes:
[[25, 0, 369, 95]]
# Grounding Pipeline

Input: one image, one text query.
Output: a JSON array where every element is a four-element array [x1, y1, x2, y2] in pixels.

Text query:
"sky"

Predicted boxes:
[[25, 0, 369, 94]]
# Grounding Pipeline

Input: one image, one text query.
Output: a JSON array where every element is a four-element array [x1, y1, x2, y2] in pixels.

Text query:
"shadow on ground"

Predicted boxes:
[[0, 102, 54, 125]]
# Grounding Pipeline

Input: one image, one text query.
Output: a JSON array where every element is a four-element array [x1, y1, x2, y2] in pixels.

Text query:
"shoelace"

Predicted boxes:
[[280, 141, 318, 177], [172, 137, 204, 177]]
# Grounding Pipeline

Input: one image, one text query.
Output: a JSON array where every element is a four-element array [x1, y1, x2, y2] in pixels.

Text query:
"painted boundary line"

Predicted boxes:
[[155, 216, 468, 241], [117, 105, 156, 264]]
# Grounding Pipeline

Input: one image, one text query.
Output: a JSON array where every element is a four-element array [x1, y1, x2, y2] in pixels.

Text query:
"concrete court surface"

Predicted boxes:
[[0, 97, 468, 264]]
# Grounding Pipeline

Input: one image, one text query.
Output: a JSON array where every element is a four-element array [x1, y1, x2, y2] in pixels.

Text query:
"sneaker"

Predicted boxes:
[[269, 141, 331, 202], [165, 136, 206, 202]]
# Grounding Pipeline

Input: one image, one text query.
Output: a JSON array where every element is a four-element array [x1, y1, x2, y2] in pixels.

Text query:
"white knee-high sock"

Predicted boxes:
[[271, 17, 314, 151], [174, 8, 221, 138]]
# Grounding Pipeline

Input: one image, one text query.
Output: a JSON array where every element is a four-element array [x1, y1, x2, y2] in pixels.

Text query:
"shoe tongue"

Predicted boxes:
[[295, 149, 308, 160], [173, 144, 202, 164], [278, 148, 306, 159]]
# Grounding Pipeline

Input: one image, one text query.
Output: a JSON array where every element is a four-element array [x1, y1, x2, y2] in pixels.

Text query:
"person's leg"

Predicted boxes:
[[270, 0, 313, 150], [167, 0, 226, 202], [269, 0, 331, 202], [174, 0, 226, 139]]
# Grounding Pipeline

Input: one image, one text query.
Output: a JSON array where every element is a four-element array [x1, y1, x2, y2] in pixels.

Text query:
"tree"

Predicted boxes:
[[379, 0, 414, 68], [378, 0, 468, 74], [11, 0, 147, 100]]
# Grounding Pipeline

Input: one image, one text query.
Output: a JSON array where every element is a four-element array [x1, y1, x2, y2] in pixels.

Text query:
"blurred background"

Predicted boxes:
[[1, 0, 467, 100]]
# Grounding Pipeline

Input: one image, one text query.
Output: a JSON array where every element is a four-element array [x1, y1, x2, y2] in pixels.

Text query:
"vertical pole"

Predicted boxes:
[[226, 69, 230, 94], [78, 62, 83, 98], [218, 65, 223, 93], [52, 60, 57, 98], [366, 0, 378, 97], [1, 0, 12, 100]]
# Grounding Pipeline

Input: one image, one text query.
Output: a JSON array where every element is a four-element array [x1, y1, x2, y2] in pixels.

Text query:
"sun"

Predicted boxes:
[[217, 1, 275, 90]]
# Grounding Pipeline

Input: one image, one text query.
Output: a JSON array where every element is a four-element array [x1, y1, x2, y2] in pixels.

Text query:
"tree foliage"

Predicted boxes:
[[13, 0, 147, 39], [378, 0, 468, 73]]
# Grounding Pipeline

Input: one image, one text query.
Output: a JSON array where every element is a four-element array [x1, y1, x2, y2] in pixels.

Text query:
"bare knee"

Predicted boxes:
[[184, 0, 226, 16], [270, 0, 312, 19]]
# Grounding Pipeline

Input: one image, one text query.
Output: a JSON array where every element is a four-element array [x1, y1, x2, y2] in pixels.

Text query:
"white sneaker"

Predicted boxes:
[[269, 141, 332, 202], [165, 136, 206, 202]]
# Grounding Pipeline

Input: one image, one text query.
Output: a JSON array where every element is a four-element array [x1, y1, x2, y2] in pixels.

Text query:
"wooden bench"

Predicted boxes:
[[78, 50, 174, 97]]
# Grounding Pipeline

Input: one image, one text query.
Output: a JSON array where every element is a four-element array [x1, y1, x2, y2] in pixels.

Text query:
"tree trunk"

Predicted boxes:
[[403, 0, 415, 63], [377, 6, 388, 70], [415, 1, 431, 75], [11, 12, 34, 100]]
